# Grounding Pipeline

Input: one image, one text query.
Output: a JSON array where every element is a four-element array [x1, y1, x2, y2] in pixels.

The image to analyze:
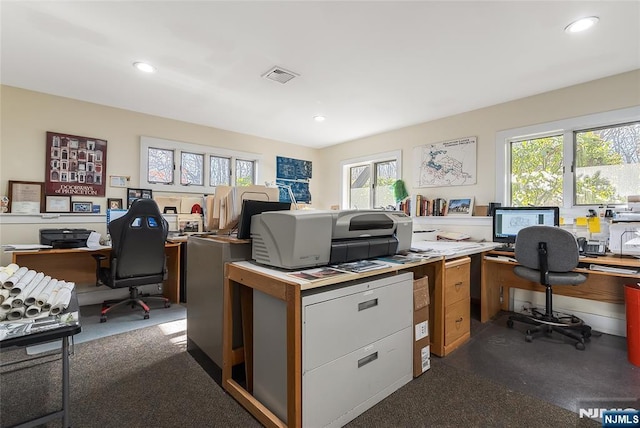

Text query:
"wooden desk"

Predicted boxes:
[[223, 258, 441, 427], [10, 243, 181, 303], [481, 252, 640, 322]]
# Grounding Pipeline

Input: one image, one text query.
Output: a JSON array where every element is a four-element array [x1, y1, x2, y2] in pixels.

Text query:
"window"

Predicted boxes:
[[496, 106, 640, 210], [181, 152, 204, 185], [147, 147, 173, 184], [235, 159, 255, 187], [210, 155, 230, 186], [341, 151, 401, 209], [140, 136, 261, 194]]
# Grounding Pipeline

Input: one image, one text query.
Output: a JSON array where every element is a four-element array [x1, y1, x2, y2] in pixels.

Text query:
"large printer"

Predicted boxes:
[[250, 209, 412, 269]]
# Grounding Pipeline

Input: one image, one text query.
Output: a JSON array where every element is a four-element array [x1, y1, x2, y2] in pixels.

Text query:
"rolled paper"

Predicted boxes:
[[0, 263, 19, 284], [25, 304, 41, 318], [50, 283, 75, 315], [10, 270, 37, 295], [2, 267, 28, 289], [37, 279, 62, 307], [1, 297, 14, 311], [12, 272, 45, 306], [0, 289, 9, 304], [7, 306, 25, 320], [47, 282, 74, 312], [25, 278, 55, 307]]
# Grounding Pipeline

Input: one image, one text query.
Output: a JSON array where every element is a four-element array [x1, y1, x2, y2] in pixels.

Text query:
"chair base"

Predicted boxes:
[[507, 309, 592, 350], [100, 288, 170, 323]]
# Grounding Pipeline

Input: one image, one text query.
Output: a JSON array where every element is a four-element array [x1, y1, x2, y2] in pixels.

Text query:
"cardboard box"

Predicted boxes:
[[413, 275, 431, 377]]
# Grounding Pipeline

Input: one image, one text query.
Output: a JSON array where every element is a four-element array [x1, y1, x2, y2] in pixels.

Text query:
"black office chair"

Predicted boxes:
[[506, 225, 592, 350], [93, 198, 170, 322]]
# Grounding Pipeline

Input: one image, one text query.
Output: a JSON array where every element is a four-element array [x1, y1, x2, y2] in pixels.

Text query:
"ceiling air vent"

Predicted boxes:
[[262, 66, 299, 84]]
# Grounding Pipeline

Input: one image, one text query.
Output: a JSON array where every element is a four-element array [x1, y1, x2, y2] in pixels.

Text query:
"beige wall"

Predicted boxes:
[[318, 70, 640, 210], [0, 85, 319, 207]]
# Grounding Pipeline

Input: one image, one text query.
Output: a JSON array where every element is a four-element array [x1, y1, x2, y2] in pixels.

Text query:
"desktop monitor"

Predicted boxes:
[[236, 200, 291, 239], [106, 209, 128, 226], [492, 206, 560, 246]]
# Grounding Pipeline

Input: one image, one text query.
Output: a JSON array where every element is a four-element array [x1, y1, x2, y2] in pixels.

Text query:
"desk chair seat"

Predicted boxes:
[[93, 199, 170, 323], [507, 225, 592, 350]]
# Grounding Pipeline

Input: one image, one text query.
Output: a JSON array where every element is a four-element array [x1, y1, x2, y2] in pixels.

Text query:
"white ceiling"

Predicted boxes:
[[2, 1, 639, 149]]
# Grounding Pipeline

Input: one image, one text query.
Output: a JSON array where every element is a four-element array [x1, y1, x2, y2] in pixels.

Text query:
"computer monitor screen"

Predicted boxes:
[[107, 209, 128, 227], [492, 206, 560, 245], [236, 200, 291, 239]]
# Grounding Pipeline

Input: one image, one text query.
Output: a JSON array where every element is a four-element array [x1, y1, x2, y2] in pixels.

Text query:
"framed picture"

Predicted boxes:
[[72, 201, 93, 213], [445, 197, 474, 216], [127, 188, 153, 208], [107, 198, 123, 210], [8, 180, 45, 214], [45, 195, 72, 213]]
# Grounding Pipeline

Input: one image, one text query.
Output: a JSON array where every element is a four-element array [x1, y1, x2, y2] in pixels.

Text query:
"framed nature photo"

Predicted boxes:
[[107, 198, 123, 210], [127, 187, 153, 208], [45, 195, 71, 213], [445, 197, 474, 216], [72, 201, 93, 213]]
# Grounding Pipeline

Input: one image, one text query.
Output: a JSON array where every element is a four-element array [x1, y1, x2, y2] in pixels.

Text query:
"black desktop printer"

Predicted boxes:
[[39, 228, 93, 249]]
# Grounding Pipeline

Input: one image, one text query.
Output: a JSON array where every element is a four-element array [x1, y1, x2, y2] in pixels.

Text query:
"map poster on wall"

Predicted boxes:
[[45, 131, 107, 197], [413, 136, 477, 188]]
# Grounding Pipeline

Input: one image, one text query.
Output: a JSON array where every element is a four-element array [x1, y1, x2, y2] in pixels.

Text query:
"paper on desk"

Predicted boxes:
[[86, 231, 102, 249], [1, 244, 52, 251], [411, 240, 483, 256]]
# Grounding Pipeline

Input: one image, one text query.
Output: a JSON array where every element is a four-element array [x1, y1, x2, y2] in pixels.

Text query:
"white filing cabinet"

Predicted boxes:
[[253, 272, 413, 427]]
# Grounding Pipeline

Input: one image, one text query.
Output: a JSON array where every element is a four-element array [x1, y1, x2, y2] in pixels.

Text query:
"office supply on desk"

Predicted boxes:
[[608, 222, 640, 257], [410, 240, 483, 256], [1, 243, 53, 251], [92, 199, 171, 322], [39, 228, 93, 249], [492, 206, 559, 249], [577, 237, 606, 256], [588, 264, 639, 275], [506, 226, 592, 350], [250, 209, 412, 269]]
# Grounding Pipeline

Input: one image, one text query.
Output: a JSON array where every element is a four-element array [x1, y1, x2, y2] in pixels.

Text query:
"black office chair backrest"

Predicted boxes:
[[109, 199, 168, 279], [515, 225, 579, 272]]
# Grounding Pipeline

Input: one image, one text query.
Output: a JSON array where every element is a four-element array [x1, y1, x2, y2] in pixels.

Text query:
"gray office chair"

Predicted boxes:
[[92, 199, 170, 322], [506, 225, 592, 350]]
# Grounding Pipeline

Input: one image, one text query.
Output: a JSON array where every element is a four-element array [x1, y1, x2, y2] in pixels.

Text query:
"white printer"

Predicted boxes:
[[250, 210, 413, 269]]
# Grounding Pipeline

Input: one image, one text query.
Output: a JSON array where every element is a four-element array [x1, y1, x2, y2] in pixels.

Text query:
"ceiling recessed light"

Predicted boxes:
[[564, 16, 599, 33], [133, 61, 157, 73], [314, 115, 326, 122]]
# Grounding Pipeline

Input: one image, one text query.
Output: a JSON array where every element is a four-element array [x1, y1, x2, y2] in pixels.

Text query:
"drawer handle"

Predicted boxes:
[[456, 317, 464, 325], [358, 298, 378, 311], [358, 352, 378, 368], [454, 281, 463, 290]]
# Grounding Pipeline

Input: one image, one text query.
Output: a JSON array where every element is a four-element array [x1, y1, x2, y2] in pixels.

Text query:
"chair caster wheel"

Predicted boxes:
[[575, 340, 585, 350], [164, 302, 171, 308], [525, 331, 533, 342], [100, 316, 107, 323], [507, 319, 514, 328], [144, 313, 150, 320]]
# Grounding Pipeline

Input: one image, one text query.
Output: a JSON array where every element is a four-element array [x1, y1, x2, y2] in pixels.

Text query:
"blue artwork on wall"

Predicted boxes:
[[276, 156, 312, 204], [277, 156, 312, 180]]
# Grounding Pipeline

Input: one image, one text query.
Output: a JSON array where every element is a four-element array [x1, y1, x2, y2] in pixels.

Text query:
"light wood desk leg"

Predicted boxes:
[[222, 273, 233, 386], [286, 286, 302, 427]]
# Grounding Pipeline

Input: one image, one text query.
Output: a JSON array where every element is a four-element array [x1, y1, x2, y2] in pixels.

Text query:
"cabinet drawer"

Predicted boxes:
[[444, 297, 470, 345], [303, 327, 412, 428], [444, 258, 470, 305], [303, 276, 412, 371]]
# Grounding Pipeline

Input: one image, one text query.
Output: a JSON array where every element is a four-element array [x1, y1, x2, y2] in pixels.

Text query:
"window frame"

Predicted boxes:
[[140, 136, 261, 194], [341, 150, 402, 209], [495, 106, 640, 215]]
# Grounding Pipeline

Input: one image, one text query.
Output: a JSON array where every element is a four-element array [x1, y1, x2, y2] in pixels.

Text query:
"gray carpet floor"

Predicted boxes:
[[1, 314, 605, 427]]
